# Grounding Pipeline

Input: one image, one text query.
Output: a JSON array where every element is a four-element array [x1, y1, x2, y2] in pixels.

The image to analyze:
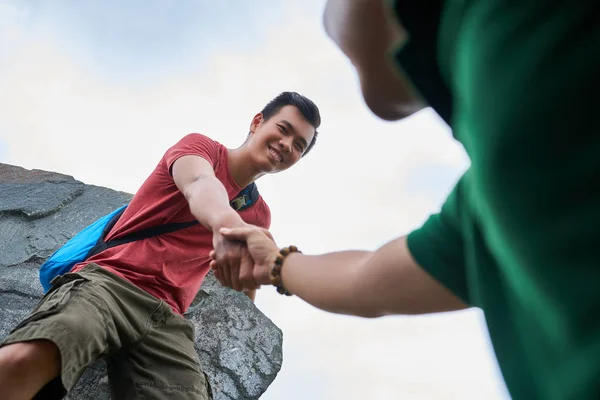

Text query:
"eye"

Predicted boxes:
[[277, 124, 287, 134], [294, 142, 304, 152]]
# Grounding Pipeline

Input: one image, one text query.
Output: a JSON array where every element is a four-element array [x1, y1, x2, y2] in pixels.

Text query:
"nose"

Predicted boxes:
[[279, 138, 292, 154]]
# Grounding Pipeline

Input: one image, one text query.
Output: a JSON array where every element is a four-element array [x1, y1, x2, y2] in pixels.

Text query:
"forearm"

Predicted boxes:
[[183, 176, 244, 231], [281, 237, 467, 317], [281, 250, 374, 316]]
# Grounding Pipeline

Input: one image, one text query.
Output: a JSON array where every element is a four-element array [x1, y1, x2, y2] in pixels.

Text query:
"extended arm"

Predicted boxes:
[[172, 155, 257, 299], [215, 227, 467, 317], [281, 236, 467, 317]]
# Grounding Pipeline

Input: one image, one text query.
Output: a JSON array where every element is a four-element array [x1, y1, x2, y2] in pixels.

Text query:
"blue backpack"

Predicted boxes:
[[39, 183, 259, 292]]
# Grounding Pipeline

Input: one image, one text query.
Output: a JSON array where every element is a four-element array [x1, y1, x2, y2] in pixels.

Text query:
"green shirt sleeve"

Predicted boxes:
[[406, 174, 469, 303]]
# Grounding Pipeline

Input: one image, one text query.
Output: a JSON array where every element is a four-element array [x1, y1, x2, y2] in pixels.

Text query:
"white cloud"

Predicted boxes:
[[0, 1, 509, 399]]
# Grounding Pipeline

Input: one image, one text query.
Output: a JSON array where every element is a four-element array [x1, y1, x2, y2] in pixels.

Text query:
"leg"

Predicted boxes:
[[107, 302, 212, 400], [0, 340, 61, 400], [0, 273, 116, 398]]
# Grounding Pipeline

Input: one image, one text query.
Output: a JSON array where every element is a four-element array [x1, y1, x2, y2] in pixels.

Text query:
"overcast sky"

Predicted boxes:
[[0, 1, 511, 398]]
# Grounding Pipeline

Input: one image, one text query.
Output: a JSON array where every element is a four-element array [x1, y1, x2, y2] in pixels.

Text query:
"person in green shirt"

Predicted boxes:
[[211, 1, 600, 399]]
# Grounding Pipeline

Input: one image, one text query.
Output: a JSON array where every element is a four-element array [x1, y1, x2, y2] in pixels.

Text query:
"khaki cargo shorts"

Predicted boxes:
[[1, 263, 213, 399]]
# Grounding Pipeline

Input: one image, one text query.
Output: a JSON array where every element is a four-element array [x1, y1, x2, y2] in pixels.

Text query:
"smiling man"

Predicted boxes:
[[0, 91, 321, 400]]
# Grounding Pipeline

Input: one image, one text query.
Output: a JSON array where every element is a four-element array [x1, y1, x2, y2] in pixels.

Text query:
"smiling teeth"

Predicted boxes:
[[269, 148, 282, 162]]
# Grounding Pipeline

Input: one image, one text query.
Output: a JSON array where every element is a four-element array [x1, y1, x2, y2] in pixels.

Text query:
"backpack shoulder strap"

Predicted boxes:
[[102, 206, 127, 237], [87, 182, 260, 259], [87, 219, 199, 258]]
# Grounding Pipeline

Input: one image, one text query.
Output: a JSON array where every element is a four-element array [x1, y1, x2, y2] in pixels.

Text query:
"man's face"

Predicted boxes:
[[322, 0, 422, 120], [248, 105, 315, 173]]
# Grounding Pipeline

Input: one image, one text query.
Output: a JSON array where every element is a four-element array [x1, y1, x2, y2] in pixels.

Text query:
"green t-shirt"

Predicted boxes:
[[390, 1, 600, 399]]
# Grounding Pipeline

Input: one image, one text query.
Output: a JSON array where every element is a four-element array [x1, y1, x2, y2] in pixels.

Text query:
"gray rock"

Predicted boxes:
[[0, 163, 282, 399]]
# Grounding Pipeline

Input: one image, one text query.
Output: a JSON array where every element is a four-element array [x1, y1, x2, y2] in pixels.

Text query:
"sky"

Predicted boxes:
[[0, 0, 511, 399]]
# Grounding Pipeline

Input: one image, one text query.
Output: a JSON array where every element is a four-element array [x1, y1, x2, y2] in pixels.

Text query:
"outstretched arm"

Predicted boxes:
[[213, 227, 467, 317], [278, 236, 466, 317], [172, 155, 258, 294]]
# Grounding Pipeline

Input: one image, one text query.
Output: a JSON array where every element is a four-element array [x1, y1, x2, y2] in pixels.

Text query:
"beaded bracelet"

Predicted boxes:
[[269, 245, 301, 296]]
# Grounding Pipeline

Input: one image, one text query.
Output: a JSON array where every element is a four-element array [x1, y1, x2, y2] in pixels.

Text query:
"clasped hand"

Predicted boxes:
[[210, 225, 279, 291]]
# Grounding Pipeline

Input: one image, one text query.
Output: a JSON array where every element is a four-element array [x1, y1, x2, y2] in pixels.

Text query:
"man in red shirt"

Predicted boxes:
[[0, 91, 321, 400]]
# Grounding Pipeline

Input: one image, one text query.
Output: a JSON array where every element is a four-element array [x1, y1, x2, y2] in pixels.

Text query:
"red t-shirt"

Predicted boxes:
[[71, 133, 271, 314]]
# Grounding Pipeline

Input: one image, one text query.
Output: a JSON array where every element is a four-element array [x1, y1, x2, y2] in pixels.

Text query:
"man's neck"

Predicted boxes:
[[227, 147, 264, 188]]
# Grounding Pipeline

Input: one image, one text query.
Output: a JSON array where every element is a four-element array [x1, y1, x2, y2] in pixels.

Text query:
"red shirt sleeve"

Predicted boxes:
[[164, 133, 220, 174]]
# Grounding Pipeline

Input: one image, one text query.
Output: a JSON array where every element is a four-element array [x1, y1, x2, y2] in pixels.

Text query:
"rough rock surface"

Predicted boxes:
[[0, 163, 283, 399]]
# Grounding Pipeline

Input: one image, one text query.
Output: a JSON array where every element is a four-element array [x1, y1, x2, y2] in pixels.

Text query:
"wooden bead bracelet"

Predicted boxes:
[[270, 245, 301, 296]]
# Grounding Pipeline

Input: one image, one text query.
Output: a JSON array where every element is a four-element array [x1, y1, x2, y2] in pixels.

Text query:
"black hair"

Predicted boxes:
[[260, 91, 321, 156]]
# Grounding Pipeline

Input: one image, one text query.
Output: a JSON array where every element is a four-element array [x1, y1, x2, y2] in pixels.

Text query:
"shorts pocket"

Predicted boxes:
[[11, 274, 89, 333]]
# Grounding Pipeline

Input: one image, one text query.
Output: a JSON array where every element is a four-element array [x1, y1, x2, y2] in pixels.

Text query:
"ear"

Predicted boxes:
[[249, 113, 263, 134]]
